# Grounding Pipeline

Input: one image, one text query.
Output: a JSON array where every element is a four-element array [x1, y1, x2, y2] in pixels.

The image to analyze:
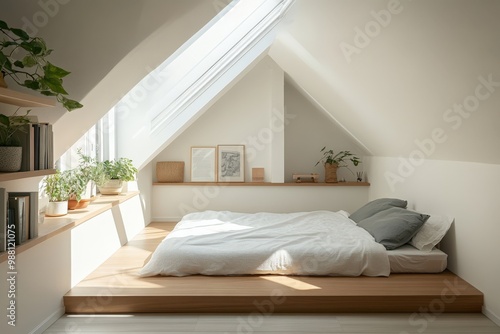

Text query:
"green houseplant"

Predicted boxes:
[[43, 171, 71, 216], [102, 158, 138, 182], [0, 111, 30, 172], [64, 168, 97, 209], [315, 147, 361, 183], [76, 152, 138, 195], [98, 158, 138, 195], [0, 112, 30, 146], [0, 19, 82, 111]]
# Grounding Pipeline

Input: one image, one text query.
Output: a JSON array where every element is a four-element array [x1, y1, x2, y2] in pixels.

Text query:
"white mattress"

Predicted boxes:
[[388, 244, 447, 273]]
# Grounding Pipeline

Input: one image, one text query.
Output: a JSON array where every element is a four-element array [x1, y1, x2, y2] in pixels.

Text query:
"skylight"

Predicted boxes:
[[59, 0, 295, 170]]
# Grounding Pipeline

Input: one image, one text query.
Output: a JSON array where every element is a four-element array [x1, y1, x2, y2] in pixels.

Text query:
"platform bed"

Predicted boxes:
[[64, 222, 483, 314]]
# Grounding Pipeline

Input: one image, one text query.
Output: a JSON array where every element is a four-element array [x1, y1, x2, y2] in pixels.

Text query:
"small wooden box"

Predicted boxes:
[[252, 168, 264, 182], [292, 173, 319, 183], [156, 161, 184, 183]]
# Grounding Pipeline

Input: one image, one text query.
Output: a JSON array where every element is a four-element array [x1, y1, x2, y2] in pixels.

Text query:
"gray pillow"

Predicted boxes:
[[357, 207, 429, 250], [349, 198, 408, 223]]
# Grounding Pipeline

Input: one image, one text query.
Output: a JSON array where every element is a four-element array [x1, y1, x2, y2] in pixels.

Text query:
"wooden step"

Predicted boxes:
[[64, 222, 483, 314]]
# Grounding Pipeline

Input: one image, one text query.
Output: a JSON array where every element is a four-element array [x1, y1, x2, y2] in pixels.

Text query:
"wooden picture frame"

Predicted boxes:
[[217, 145, 245, 182], [190, 147, 216, 182]]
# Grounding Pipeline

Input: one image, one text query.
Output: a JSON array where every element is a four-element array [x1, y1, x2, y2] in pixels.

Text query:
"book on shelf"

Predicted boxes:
[[9, 192, 39, 240], [8, 195, 30, 245], [39, 124, 47, 169], [47, 124, 53, 169], [0, 188, 6, 252], [14, 122, 53, 171], [34, 124, 40, 170]]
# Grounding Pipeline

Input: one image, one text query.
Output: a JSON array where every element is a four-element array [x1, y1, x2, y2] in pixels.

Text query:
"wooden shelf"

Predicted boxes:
[[0, 169, 56, 182], [0, 87, 56, 108], [153, 182, 370, 187], [0, 191, 140, 263]]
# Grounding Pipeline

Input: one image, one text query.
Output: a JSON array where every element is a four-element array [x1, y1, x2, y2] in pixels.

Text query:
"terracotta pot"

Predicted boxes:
[[324, 163, 338, 183], [0, 146, 22, 172], [76, 197, 95, 209], [68, 196, 96, 210], [68, 199, 79, 210]]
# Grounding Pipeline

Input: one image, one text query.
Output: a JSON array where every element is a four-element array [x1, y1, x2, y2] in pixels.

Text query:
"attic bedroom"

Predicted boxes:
[[1, 0, 499, 333]]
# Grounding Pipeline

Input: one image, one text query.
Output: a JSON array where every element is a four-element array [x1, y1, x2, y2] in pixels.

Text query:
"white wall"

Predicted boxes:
[[0, 194, 146, 334], [153, 184, 368, 221], [0, 231, 71, 334], [367, 156, 500, 325], [284, 80, 367, 183], [137, 164, 153, 226], [271, 0, 500, 165], [151, 57, 371, 221], [153, 56, 284, 183]]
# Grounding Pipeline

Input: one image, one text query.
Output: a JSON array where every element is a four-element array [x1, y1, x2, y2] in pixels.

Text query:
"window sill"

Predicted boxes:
[[0, 191, 140, 263]]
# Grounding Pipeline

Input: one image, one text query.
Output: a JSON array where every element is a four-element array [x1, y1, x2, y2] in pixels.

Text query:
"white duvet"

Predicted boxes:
[[139, 210, 390, 277]]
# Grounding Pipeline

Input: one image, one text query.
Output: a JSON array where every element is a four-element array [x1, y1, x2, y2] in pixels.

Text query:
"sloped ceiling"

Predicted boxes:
[[2, 0, 222, 156], [3, 0, 499, 165], [270, 0, 500, 164]]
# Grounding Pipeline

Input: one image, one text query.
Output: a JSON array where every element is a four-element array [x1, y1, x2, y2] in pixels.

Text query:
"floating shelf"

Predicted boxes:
[[0, 87, 56, 108], [0, 169, 56, 182], [153, 182, 370, 187]]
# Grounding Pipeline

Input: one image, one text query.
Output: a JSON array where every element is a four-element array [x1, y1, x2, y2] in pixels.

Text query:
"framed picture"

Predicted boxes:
[[190, 147, 216, 182], [217, 145, 245, 182]]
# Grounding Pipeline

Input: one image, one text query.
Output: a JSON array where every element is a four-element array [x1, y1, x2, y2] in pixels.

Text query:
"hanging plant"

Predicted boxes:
[[0, 19, 82, 111]]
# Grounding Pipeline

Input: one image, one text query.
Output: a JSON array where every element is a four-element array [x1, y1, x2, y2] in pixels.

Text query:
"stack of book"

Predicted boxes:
[[0, 188, 39, 251], [14, 122, 54, 171]]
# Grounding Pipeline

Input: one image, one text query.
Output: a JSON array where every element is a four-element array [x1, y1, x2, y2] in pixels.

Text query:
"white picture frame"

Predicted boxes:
[[217, 145, 245, 182], [190, 147, 216, 182]]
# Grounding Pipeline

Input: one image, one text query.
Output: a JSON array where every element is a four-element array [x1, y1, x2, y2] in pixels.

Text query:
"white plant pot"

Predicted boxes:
[[98, 179, 124, 195], [46, 201, 68, 217]]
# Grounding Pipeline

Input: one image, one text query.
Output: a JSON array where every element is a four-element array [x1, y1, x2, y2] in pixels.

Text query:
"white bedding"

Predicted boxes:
[[388, 244, 448, 273], [139, 210, 390, 277]]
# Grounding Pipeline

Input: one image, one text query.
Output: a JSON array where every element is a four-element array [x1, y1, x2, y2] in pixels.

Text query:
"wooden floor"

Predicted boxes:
[[64, 222, 484, 314], [44, 313, 500, 334]]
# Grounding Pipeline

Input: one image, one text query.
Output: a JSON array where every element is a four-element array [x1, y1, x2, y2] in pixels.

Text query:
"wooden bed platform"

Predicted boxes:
[[64, 222, 483, 314]]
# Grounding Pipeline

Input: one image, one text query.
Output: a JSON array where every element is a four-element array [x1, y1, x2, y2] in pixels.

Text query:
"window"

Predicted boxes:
[[56, 109, 116, 170]]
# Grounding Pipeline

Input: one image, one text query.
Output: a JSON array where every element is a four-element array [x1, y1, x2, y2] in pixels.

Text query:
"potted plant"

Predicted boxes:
[[0, 111, 30, 172], [0, 19, 82, 111], [315, 147, 361, 183], [76, 153, 138, 195], [64, 168, 93, 210], [43, 170, 71, 216], [98, 158, 138, 195]]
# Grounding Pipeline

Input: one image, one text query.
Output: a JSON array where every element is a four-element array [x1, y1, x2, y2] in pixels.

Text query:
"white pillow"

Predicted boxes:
[[410, 215, 454, 252], [337, 210, 350, 218]]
